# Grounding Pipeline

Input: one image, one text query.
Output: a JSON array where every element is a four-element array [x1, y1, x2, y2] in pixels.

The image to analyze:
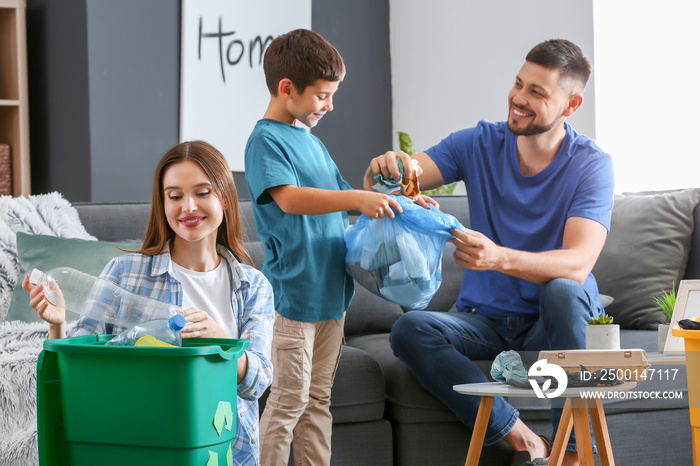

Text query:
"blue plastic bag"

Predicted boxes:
[[344, 195, 466, 309]]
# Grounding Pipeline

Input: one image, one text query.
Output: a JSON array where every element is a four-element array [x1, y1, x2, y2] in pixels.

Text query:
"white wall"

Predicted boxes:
[[593, 1, 700, 193], [389, 1, 596, 150], [390, 1, 595, 193]]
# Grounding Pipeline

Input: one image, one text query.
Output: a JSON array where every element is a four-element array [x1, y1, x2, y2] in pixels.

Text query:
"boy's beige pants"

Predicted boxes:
[[259, 312, 345, 466]]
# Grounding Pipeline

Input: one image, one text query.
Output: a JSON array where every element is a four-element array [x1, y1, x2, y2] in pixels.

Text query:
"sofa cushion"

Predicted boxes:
[[245, 241, 266, 270], [238, 200, 260, 243], [344, 284, 404, 336], [258, 344, 386, 424], [422, 242, 463, 312], [74, 202, 150, 242], [593, 189, 700, 330], [347, 333, 460, 423], [5, 233, 137, 323], [329, 345, 387, 423]]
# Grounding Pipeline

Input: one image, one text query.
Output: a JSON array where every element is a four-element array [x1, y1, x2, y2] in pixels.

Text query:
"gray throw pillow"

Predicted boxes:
[[592, 189, 700, 329]]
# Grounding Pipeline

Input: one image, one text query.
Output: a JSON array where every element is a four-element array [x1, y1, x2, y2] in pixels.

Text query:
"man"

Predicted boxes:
[[364, 39, 614, 466]]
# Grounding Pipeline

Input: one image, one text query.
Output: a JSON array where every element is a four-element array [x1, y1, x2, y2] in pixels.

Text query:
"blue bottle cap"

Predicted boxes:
[[168, 314, 187, 332]]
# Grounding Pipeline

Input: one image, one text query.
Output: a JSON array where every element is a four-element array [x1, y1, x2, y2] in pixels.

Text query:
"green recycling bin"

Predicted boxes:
[[37, 334, 248, 466]]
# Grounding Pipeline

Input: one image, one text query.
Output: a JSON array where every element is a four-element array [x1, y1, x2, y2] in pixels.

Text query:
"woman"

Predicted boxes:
[[24, 140, 274, 465]]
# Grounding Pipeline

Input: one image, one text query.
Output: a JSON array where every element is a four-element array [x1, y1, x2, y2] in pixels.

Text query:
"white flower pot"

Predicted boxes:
[[585, 324, 620, 350], [658, 323, 671, 353]]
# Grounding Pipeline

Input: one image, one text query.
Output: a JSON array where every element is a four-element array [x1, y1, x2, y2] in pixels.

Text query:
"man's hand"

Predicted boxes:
[[451, 228, 504, 271], [450, 217, 608, 285], [364, 151, 446, 194], [364, 150, 415, 190]]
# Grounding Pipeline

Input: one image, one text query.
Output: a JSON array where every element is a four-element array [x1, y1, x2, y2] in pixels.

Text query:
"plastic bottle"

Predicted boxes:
[[105, 315, 187, 346], [29, 267, 184, 328]]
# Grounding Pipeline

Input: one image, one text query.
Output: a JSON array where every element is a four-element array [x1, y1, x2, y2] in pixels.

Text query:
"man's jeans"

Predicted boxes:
[[389, 278, 601, 449]]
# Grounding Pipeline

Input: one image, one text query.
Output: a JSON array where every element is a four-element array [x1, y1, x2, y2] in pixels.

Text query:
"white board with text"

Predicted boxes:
[[180, 0, 311, 171]]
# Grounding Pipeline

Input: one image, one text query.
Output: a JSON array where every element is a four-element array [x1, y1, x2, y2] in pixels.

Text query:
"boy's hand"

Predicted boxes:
[[357, 190, 402, 219], [413, 194, 440, 210], [364, 150, 414, 191], [22, 274, 67, 326]]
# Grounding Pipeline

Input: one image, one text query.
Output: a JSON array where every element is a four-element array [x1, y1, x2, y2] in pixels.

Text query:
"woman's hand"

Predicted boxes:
[[22, 275, 67, 339], [22, 275, 66, 326], [181, 307, 230, 339]]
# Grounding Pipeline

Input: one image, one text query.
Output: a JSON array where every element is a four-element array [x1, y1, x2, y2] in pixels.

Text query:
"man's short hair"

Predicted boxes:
[[526, 39, 592, 92], [263, 29, 345, 95]]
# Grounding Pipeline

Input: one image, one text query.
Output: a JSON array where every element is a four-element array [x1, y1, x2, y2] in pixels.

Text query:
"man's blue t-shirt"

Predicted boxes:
[[244, 119, 354, 322], [426, 120, 614, 318]]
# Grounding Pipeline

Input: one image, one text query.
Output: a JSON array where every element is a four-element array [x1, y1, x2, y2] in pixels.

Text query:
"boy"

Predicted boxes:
[[244, 29, 400, 466]]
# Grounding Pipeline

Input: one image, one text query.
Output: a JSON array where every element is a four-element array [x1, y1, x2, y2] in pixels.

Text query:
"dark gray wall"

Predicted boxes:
[[311, 1, 393, 189], [86, 1, 180, 203], [27, 0, 92, 201], [26, 0, 391, 202], [27, 0, 180, 203]]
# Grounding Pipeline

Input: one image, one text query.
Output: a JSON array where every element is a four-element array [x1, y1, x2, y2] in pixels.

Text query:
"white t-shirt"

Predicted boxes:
[[170, 258, 237, 338]]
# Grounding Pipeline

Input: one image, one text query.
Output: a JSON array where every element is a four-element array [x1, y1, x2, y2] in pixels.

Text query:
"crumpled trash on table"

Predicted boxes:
[[372, 158, 422, 199], [490, 350, 529, 385], [490, 350, 623, 389], [344, 194, 466, 309]]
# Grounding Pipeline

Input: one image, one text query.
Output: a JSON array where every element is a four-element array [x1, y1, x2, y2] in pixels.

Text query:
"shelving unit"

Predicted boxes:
[[0, 0, 30, 196]]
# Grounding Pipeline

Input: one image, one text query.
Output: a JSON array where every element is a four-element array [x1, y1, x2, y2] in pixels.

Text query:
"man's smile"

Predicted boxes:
[[511, 105, 533, 119]]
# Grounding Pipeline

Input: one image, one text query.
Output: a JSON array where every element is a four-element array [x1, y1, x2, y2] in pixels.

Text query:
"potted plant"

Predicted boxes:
[[586, 313, 620, 350], [652, 283, 676, 352]]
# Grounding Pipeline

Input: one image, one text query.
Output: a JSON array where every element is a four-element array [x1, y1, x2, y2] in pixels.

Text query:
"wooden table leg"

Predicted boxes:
[[549, 398, 574, 466], [464, 396, 494, 466], [587, 397, 615, 466], [572, 398, 595, 466]]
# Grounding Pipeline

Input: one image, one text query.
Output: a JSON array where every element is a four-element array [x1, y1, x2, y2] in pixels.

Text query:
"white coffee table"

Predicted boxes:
[[453, 381, 637, 466]]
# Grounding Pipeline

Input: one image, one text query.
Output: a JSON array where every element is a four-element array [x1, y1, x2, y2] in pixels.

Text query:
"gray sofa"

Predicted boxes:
[[72, 189, 699, 466]]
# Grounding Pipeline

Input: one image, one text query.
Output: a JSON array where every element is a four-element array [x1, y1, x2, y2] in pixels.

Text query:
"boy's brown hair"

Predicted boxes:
[[263, 29, 345, 95]]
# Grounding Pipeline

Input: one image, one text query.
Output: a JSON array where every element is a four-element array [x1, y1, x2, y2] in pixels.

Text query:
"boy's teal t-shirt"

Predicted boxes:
[[244, 119, 354, 322]]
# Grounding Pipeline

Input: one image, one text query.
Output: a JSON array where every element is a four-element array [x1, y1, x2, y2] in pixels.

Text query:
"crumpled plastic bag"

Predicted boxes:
[[490, 350, 624, 389], [344, 195, 466, 309], [490, 351, 559, 389], [490, 350, 529, 385]]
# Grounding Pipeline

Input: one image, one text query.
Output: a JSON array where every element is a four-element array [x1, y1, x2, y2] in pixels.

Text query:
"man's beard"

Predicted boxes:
[[507, 105, 558, 136]]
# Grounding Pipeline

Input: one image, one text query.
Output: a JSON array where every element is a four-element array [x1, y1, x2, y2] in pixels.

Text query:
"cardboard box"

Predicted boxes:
[[538, 349, 650, 381]]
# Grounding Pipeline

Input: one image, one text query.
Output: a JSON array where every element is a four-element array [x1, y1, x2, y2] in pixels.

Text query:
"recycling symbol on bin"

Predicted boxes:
[[208, 401, 234, 466], [213, 400, 233, 435]]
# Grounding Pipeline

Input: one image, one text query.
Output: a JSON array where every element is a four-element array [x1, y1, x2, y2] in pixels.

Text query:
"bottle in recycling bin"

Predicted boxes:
[[106, 314, 187, 346], [29, 267, 184, 330]]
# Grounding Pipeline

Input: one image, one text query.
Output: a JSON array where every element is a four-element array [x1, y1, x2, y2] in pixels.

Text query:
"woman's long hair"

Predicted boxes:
[[137, 140, 252, 266]]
